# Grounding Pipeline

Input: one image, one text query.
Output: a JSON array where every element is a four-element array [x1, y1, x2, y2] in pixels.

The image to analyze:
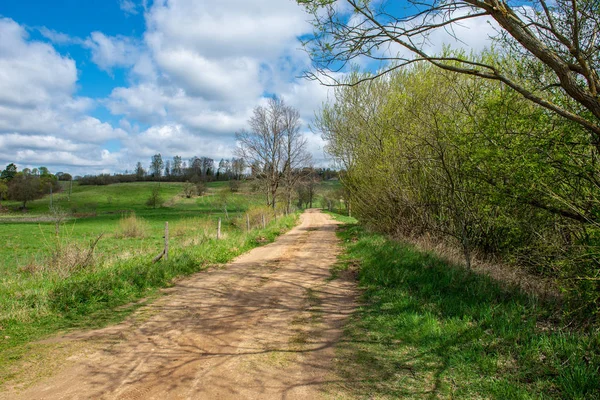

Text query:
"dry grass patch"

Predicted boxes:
[[171, 217, 215, 241], [115, 213, 149, 239], [402, 233, 559, 301]]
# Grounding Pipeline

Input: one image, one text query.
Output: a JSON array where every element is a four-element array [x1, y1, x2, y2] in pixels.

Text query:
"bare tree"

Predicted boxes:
[[299, 0, 600, 145], [231, 158, 246, 180], [236, 98, 297, 210], [282, 105, 312, 213]]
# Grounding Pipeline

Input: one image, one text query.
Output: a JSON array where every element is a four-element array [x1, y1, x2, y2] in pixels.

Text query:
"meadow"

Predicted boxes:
[[0, 180, 299, 382], [1, 181, 252, 273]]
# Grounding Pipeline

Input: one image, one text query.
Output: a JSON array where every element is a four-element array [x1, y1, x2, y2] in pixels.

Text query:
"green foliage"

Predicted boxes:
[[228, 179, 241, 192], [182, 182, 196, 198], [318, 57, 600, 324], [145, 185, 164, 208], [7, 173, 43, 208], [150, 153, 163, 180], [0, 180, 7, 206], [1, 163, 17, 181], [334, 224, 600, 399]]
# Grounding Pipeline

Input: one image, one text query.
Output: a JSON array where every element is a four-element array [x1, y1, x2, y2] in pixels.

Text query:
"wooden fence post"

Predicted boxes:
[[217, 218, 222, 240], [164, 222, 169, 261], [246, 213, 250, 232], [262, 214, 266, 229], [152, 222, 169, 263]]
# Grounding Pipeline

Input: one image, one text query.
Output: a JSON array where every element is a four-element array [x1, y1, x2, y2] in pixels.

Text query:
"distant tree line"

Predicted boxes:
[[77, 155, 247, 186], [0, 163, 62, 209]]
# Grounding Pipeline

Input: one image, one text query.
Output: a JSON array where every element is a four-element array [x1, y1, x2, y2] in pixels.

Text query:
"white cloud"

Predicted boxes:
[[121, 124, 236, 166], [0, 18, 129, 174], [38, 27, 83, 46], [119, 0, 139, 15], [107, 84, 170, 123], [0, 18, 77, 108], [103, 0, 325, 166], [0, 133, 91, 152], [85, 32, 141, 71], [153, 50, 262, 101], [145, 0, 308, 60]]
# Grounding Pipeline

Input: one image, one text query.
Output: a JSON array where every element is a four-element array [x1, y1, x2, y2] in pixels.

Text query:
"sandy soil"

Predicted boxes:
[[2, 209, 357, 400]]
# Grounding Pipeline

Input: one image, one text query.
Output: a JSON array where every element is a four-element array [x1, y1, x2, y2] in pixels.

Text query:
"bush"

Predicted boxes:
[[20, 230, 102, 279], [146, 186, 164, 208], [115, 213, 150, 238], [171, 217, 213, 240], [182, 182, 196, 198], [229, 180, 242, 192], [195, 181, 207, 196]]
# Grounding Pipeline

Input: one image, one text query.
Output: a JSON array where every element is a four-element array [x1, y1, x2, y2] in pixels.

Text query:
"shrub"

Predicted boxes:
[[182, 182, 196, 198], [116, 213, 150, 238], [195, 181, 207, 196], [146, 185, 164, 208], [172, 217, 213, 240], [239, 205, 275, 230], [229, 180, 241, 192]]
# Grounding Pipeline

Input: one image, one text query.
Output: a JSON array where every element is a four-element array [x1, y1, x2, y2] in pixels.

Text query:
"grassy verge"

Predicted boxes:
[[323, 209, 357, 224], [333, 224, 600, 399], [0, 214, 298, 384]]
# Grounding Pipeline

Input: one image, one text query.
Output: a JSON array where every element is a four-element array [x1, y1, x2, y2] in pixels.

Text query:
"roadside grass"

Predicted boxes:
[[0, 214, 297, 385], [333, 224, 600, 399], [323, 209, 357, 225]]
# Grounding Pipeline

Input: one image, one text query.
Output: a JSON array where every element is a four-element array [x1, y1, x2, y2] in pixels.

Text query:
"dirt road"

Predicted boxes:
[[3, 210, 356, 399]]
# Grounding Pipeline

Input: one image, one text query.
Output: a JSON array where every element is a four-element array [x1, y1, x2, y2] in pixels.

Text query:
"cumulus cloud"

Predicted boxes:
[[120, 124, 236, 166], [38, 27, 83, 46], [0, 19, 77, 107], [145, 0, 308, 60], [0, 18, 127, 174], [101, 0, 325, 166]]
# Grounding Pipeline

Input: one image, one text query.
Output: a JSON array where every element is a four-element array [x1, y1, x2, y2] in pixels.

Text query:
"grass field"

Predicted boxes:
[[0, 180, 301, 383], [330, 219, 600, 399], [1, 181, 258, 272]]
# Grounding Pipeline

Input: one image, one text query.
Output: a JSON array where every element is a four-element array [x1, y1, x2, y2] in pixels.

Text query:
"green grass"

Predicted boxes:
[[0, 181, 299, 384], [0, 182, 263, 273], [323, 209, 358, 224], [332, 224, 600, 399]]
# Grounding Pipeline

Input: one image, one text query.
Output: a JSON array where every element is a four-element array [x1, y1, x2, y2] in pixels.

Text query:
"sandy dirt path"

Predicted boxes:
[[2, 209, 357, 400]]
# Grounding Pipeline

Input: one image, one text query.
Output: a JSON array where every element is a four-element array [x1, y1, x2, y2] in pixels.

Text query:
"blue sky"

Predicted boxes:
[[0, 0, 496, 176]]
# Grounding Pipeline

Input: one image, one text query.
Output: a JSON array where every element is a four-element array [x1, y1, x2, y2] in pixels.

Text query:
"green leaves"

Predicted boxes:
[[317, 51, 600, 324]]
